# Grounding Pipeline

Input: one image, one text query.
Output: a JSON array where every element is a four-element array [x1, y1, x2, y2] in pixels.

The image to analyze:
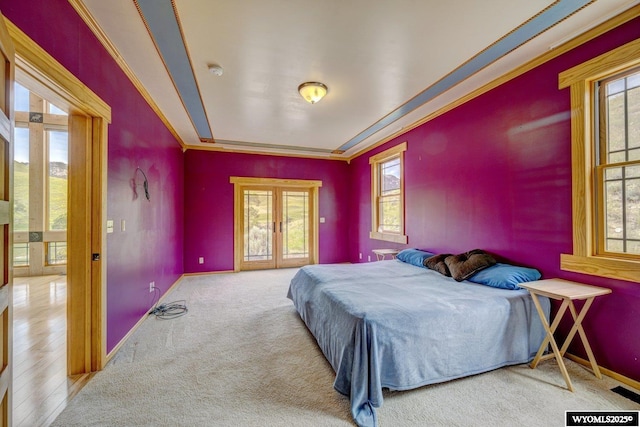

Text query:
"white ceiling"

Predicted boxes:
[[80, 0, 640, 158]]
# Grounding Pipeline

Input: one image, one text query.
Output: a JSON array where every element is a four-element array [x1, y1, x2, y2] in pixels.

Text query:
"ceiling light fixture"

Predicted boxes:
[[298, 82, 328, 104]]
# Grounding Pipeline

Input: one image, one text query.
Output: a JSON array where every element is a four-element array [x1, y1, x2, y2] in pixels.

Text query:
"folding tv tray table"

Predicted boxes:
[[520, 278, 611, 392]]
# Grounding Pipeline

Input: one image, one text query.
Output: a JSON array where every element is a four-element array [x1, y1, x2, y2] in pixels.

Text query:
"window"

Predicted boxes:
[[14, 125, 29, 232], [369, 142, 408, 244], [47, 129, 69, 231], [559, 38, 640, 282], [46, 241, 67, 265], [597, 68, 640, 257], [13, 243, 29, 267], [13, 82, 69, 271]]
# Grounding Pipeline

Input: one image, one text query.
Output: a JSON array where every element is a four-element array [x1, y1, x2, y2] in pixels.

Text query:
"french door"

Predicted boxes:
[[231, 177, 321, 271]]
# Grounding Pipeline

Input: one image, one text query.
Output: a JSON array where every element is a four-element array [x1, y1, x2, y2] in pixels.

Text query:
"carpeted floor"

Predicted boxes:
[[52, 269, 640, 426]]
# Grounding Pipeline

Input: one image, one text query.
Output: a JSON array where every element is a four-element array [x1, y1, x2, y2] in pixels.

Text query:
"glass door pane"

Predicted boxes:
[[282, 190, 309, 260], [279, 189, 312, 268], [243, 189, 274, 264]]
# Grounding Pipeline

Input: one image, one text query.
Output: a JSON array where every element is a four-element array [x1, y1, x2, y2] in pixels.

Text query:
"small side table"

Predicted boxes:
[[520, 278, 611, 392], [372, 249, 400, 261]]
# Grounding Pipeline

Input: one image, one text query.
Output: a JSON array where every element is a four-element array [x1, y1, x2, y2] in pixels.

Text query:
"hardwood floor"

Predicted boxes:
[[12, 275, 92, 427]]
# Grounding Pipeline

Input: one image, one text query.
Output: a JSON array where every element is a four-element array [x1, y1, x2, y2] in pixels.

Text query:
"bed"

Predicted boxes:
[[287, 258, 549, 427]]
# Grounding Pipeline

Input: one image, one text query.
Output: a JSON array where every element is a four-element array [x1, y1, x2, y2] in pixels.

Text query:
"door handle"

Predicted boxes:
[[273, 222, 276, 233]]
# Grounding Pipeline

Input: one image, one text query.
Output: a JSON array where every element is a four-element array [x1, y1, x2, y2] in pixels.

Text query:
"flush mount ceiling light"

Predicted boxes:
[[298, 82, 328, 104]]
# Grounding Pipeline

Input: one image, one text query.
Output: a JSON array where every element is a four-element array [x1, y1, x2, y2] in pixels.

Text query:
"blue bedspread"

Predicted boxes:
[[287, 261, 550, 427]]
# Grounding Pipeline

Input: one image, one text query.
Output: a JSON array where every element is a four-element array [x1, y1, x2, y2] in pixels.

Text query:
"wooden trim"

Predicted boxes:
[[15, 111, 67, 126], [184, 144, 349, 162], [312, 187, 319, 265], [230, 176, 323, 188], [0, 15, 13, 424], [348, 5, 640, 162], [231, 177, 321, 272], [559, 34, 640, 281], [5, 19, 111, 121], [569, 80, 591, 258], [105, 274, 186, 362], [565, 353, 640, 391], [560, 254, 640, 283], [233, 184, 242, 272], [91, 117, 107, 371], [67, 114, 92, 375], [370, 143, 408, 243], [9, 16, 110, 374], [369, 231, 408, 245], [65, 0, 184, 148], [559, 38, 640, 89], [368, 141, 407, 164], [183, 270, 235, 276]]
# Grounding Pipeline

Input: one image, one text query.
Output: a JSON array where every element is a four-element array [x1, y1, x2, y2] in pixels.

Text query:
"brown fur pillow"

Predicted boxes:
[[444, 249, 496, 282], [424, 253, 452, 276]]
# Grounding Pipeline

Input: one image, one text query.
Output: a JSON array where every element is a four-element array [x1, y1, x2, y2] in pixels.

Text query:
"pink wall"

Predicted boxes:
[[2, 0, 638, 383], [183, 150, 350, 272], [349, 17, 640, 381], [0, 0, 185, 352]]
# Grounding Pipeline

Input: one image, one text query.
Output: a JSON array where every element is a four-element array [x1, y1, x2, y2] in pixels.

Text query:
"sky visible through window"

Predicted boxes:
[[49, 131, 68, 164], [14, 82, 68, 164], [14, 82, 28, 112], [14, 127, 28, 163]]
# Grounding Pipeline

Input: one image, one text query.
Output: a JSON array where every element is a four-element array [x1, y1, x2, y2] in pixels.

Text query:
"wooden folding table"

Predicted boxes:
[[520, 278, 611, 392]]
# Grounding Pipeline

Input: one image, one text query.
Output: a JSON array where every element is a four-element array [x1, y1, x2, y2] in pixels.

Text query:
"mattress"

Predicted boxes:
[[287, 260, 550, 427]]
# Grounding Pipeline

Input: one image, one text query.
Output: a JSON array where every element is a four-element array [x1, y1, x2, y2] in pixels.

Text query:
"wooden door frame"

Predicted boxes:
[[6, 19, 111, 373], [0, 11, 15, 425], [235, 186, 277, 271], [230, 177, 321, 272]]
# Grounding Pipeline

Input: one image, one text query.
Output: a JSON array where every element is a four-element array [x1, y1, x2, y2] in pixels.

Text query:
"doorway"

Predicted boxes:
[[11, 81, 73, 425], [6, 18, 110, 424], [231, 177, 321, 271]]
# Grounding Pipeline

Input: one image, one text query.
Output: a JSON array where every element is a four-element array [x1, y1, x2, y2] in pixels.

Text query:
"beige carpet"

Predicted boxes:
[[52, 268, 639, 426]]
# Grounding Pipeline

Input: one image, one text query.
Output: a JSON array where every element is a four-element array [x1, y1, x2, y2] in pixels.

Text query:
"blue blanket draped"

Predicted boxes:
[[287, 261, 549, 427]]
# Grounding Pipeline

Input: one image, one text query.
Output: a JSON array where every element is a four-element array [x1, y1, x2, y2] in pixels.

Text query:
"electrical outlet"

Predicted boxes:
[[359, 252, 362, 260], [368, 255, 371, 262], [149, 281, 155, 293], [198, 257, 204, 264]]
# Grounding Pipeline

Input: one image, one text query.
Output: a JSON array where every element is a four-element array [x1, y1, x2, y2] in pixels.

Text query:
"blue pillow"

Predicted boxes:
[[396, 249, 435, 268], [467, 263, 541, 290]]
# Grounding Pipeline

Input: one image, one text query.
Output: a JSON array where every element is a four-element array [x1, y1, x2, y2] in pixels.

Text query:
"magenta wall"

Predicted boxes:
[[2, 0, 639, 382], [183, 150, 350, 272], [1, 0, 185, 352], [349, 18, 640, 381]]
